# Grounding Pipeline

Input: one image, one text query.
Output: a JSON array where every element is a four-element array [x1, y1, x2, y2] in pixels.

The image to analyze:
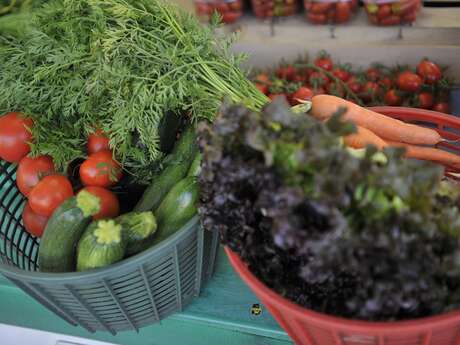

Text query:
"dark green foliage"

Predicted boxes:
[[0, 0, 267, 181], [199, 98, 460, 320]]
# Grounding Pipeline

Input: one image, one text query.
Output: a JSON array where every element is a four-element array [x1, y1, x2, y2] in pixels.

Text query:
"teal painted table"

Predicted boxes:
[[0, 247, 293, 345]]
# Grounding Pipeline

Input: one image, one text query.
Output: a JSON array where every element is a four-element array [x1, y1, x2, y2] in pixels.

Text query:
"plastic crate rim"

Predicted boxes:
[[0, 216, 201, 283]]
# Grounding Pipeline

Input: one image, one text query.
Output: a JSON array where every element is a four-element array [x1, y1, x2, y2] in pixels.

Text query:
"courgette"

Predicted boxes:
[[117, 211, 157, 256], [134, 126, 198, 212], [153, 177, 198, 244], [38, 192, 101, 272], [76, 219, 126, 271], [187, 153, 202, 177]]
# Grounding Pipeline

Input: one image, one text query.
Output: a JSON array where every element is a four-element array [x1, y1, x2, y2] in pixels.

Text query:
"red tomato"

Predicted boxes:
[[80, 150, 123, 188], [229, 1, 243, 10], [307, 13, 328, 24], [332, 68, 351, 82], [291, 87, 313, 104], [276, 65, 296, 81], [397, 71, 422, 92], [334, 2, 351, 23], [310, 2, 332, 14], [347, 76, 363, 94], [16, 155, 55, 197], [255, 83, 269, 95], [87, 129, 110, 155], [78, 186, 120, 220], [416, 59, 442, 85], [0, 112, 33, 163], [29, 175, 74, 217], [361, 81, 381, 102], [314, 55, 333, 71], [366, 68, 381, 82], [384, 89, 402, 106], [402, 11, 417, 23], [376, 4, 391, 20], [432, 102, 450, 114], [416, 92, 434, 109], [379, 76, 393, 89], [22, 202, 48, 237], [222, 11, 241, 23], [309, 71, 330, 87], [379, 15, 401, 25]]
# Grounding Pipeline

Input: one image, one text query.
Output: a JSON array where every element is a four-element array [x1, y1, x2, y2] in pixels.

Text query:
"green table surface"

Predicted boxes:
[[0, 247, 293, 345]]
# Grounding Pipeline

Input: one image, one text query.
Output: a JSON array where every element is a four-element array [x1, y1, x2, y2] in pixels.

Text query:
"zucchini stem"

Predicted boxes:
[[76, 190, 101, 217], [94, 220, 122, 245]]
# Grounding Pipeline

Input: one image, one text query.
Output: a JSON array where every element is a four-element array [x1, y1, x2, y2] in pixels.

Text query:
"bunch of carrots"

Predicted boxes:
[[309, 95, 460, 171]]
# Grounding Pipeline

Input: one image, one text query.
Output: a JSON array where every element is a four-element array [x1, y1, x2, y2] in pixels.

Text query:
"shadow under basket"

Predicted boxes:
[[0, 160, 219, 334], [226, 107, 460, 345]]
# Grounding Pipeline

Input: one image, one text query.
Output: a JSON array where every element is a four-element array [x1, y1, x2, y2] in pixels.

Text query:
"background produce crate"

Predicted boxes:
[[0, 160, 219, 334]]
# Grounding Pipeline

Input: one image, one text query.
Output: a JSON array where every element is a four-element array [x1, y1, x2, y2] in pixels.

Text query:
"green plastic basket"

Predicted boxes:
[[0, 160, 219, 334]]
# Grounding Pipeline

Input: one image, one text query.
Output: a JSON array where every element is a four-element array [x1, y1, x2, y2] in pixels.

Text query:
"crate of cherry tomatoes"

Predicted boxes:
[[251, 0, 298, 18], [195, 0, 244, 24], [363, 0, 421, 26], [304, 0, 358, 24], [252, 51, 452, 114]]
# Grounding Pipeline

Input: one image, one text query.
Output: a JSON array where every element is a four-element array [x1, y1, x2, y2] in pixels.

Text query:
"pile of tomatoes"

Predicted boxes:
[[304, 0, 358, 24], [0, 113, 123, 238], [253, 52, 452, 113], [364, 0, 421, 26], [195, 0, 243, 24], [252, 0, 297, 18]]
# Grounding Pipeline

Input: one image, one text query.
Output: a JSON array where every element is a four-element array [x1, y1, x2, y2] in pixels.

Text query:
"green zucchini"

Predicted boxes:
[[76, 219, 126, 271], [153, 177, 198, 244], [134, 126, 198, 212], [117, 211, 157, 256], [187, 153, 202, 177], [38, 192, 101, 273]]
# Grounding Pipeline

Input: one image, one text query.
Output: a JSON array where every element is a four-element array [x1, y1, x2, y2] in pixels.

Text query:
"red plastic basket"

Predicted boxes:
[[225, 107, 460, 345]]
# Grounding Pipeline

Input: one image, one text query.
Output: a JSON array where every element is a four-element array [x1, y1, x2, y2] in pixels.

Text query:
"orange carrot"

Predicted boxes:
[[311, 95, 441, 145], [344, 126, 388, 150], [387, 141, 460, 169]]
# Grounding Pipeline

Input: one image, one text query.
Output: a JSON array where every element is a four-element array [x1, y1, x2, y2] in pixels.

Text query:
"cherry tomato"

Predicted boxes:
[[379, 15, 401, 26], [215, 3, 229, 12], [379, 76, 393, 90], [310, 2, 332, 14], [314, 55, 333, 71], [78, 186, 120, 220], [307, 13, 328, 24], [361, 81, 381, 102], [0, 112, 33, 163], [402, 11, 417, 23], [22, 202, 48, 238], [29, 175, 74, 217], [432, 102, 450, 114], [196, 2, 213, 15], [16, 155, 55, 197], [347, 76, 363, 94], [335, 2, 351, 23], [312, 86, 326, 96], [376, 4, 391, 20], [255, 72, 271, 85], [397, 71, 422, 92], [80, 150, 123, 188], [416, 59, 442, 85], [87, 129, 110, 155], [384, 89, 402, 106], [229, 1, 243, 10], [416, 92, 434, 109], [332, 68, 350, 82], [276, 65, 296, 81], [291, 87, 313, 104], [255, 83, 269, 95], [366, 68, 381, 82], [309, 71, 330, 87]]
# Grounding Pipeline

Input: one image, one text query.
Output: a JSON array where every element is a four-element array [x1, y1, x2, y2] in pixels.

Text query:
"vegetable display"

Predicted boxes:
[[199, 98, 460, 321], [253, 52, 453, 113], [0, 0, 267, 180]]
